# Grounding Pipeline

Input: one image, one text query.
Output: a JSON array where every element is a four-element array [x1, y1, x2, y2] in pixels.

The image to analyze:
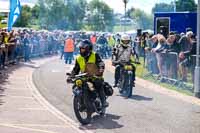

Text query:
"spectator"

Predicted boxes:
[[151, 34, 167, 79], [58, 33, 65, 59], [14, 33, 21, 64], [0, 32, 4, 70], [1, 32, 8, 69], [145, 34, 159, 74], [64, 35, 74, 64], [23, 33, 31, 62], [39, 34, 46, 57], [8, 31, 17, 64], [165, 35, 180, 79], [178, 31, 193, 82], [182, 34, 198, 85], [90, 34, 97, 45]]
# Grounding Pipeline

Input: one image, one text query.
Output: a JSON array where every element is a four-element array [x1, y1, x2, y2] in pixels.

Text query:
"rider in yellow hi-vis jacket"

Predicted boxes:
[[68, 39, 109, 108]]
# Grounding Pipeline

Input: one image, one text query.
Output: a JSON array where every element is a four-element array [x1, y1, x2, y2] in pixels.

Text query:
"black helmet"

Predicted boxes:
[[79, 39, 93, 57]]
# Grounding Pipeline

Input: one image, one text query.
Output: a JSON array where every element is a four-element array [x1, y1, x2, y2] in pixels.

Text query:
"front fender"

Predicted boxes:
[[72, 86, 83, 97]]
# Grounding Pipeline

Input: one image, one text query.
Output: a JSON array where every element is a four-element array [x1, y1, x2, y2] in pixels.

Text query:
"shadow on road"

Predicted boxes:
[[80, 113, 123, 130], [129, 95, 153, 101], [0, 64, 22, 106], [0, 86, 6, 105]]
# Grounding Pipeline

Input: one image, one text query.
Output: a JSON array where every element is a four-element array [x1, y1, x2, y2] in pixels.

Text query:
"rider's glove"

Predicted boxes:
[[66, 77, 73, 83]]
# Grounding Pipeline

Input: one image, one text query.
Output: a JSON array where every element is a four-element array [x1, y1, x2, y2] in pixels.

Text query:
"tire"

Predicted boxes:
[[125, 71, 133, 98], [73, 96, 92, 125], [119, 75, 125, 94], [100, 108, 106, 116]]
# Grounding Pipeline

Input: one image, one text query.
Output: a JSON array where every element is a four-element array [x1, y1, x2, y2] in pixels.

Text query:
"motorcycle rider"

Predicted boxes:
[[68, 39, 109, 108], [112, 34, 139, 87]]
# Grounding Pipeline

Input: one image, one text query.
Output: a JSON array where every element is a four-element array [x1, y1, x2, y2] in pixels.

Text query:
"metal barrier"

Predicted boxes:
[[0, 43, 59, 71], [144, 51, 196, 91]]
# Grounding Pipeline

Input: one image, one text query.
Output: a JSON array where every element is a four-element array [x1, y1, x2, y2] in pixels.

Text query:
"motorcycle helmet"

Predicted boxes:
[[79, 39, 93, 57], [121, 34, 131, 47]]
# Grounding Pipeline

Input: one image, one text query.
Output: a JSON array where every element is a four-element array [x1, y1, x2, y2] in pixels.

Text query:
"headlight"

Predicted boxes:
[[124, 65, 133, 71], [75, 79, 83, 87]]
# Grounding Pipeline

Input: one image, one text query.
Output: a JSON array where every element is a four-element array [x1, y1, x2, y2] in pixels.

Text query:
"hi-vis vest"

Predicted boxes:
[[64, 38, 74, 52], [77, 52, 96, 73]]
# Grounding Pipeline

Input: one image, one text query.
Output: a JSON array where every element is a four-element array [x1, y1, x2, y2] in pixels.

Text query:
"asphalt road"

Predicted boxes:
[[33, 59, 200, 133]]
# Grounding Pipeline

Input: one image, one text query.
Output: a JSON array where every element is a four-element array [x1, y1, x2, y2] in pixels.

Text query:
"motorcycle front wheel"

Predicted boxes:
[[73, 96, 92, 125], [125, 71, 133, 98]]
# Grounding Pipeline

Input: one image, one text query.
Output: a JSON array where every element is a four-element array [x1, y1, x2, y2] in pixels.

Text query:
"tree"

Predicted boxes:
[[88, 0, 114, 31], [129, 8, 153, 30], [127, 7, 135, 18], [31, 5, 40, 19], [44, 0, 67, 30], [152, 3, 174, 13], [37, 0, 48, 29], [14, 5, 32, 27], [0, 15, 3, 21], [176, 0, 197, 12], [36, 0, 87, 30], [66, 0, 87, 30]]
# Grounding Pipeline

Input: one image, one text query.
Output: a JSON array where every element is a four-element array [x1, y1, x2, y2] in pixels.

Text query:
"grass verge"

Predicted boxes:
[[136, 57, 193, 96]]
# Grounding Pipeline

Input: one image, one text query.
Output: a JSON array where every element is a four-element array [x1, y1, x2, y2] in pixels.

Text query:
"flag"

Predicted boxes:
[[8, 0, 21, 31]]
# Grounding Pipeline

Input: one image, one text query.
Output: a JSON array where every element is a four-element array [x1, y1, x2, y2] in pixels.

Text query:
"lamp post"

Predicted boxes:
[[123, 0, 129, 32], [194, 0, 200, 98]]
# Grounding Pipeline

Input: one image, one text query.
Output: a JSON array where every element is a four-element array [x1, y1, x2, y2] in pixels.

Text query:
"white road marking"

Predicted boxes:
[[51, 70, 61, 73], [27, 69, 93, 133], [0, 124, 58, 133], [8, 96, 34, 99], [0, 123, 67, 128], [18, 108, 47, 111]]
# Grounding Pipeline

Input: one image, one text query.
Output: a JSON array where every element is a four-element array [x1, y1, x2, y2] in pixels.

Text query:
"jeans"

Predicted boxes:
[[92, 79, 106, 106], [64, 52, 73, 64], [24, 45, 30, 62]]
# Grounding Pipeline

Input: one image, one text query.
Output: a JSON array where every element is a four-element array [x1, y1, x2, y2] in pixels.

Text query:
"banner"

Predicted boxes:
[[8, 0, 21, 31]]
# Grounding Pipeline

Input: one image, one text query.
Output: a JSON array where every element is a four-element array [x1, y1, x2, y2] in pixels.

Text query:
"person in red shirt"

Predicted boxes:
[[90, 34, 97, 45]]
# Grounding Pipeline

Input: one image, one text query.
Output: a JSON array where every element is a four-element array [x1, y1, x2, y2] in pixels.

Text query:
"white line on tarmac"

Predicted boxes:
[[0, 124, 58, 133], [18, 108, 47, 111], [7, 96, 34, 99], [27, 70, 93, 133], [0, 123, 67, 128]]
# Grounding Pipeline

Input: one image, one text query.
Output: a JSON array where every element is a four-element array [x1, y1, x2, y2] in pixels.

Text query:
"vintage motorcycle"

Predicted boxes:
[[114, 60, 140, 98], [66, 73, 113, 125], [118, 62, 134, 98]]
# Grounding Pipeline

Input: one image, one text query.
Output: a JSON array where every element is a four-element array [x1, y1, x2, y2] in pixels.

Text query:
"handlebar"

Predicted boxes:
[[112, 60, 141, 66]]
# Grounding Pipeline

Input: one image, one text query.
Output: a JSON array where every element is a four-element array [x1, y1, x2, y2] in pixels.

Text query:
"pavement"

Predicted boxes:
[[0, 56, 91, 133]]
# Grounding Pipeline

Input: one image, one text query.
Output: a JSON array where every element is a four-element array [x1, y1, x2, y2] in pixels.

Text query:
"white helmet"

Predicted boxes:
[[121, 34, 131, 47]]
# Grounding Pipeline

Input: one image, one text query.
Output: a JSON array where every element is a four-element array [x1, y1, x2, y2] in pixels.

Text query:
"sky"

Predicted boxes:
[[90, 0, 198, 14], [0, 0, 199, 14]]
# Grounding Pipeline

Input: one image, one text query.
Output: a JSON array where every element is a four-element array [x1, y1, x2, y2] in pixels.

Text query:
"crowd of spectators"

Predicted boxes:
[[134, 28, 198, 86], [0, 28, 64, 75], [2, 26, 197, 87], [0, 28, 119, 76]]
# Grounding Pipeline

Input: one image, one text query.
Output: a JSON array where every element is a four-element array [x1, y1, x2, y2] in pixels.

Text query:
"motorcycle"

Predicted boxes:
[[66, 73, 113, 125], [115, 61, 140, 98]]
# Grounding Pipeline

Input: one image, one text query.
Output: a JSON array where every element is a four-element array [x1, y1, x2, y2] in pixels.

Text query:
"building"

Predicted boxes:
[[0, 1, 10, 17]]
